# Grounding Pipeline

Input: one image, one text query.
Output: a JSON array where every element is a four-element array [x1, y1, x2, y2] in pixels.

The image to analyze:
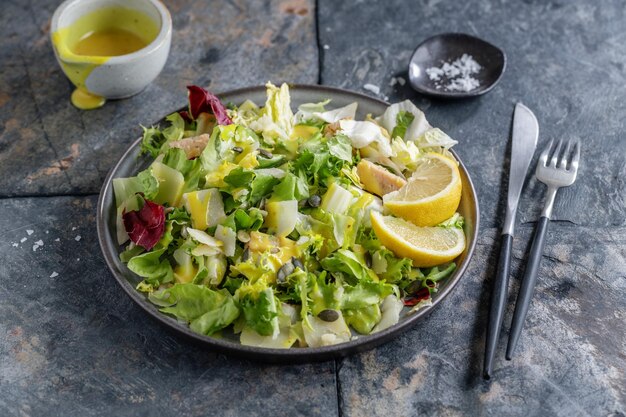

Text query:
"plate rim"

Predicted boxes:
[[96, 83, 480, 362]]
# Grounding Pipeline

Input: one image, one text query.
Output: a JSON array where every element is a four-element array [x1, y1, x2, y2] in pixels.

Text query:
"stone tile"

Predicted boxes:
[[318, 0, 626, 228], [0, 196, 338, 417], [0, 0, 318, 196], [336, 225, 626, 416]]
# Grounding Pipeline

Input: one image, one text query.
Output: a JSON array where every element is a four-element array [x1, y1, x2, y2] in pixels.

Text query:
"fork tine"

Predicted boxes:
[[539, 139, 553, 166], [550, 139, 563, 167], [559, 140, 572, 169], [570, 140, 581, 172]]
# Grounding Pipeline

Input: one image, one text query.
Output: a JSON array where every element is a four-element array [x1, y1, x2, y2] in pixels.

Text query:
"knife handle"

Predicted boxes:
[[506, 216, 550, 360], [483, 233, 513, 379]]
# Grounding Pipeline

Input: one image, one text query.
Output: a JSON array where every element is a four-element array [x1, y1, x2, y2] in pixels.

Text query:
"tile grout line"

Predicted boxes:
[[334, 358, 343, 417], [0, 192, 99, 200], [314, 0, 323, 85]]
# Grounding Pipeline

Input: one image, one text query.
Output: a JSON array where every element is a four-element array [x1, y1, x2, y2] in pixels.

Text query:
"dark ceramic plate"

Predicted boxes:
[[408, 33, 506, 98], [97, 84, 480, 363]]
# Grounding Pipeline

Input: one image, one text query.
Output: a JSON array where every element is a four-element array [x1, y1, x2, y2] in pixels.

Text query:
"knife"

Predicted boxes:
[[483, 103, 538, 379]]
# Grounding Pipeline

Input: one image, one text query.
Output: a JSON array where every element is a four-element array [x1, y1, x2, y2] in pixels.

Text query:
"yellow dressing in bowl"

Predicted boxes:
[[51, 6, 159, 110]]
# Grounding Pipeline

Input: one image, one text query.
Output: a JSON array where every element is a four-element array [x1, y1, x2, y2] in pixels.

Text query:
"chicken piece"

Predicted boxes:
[[323, 121, 341, 137], [168, 134, 210, 159], [356, 159, 407, 197]]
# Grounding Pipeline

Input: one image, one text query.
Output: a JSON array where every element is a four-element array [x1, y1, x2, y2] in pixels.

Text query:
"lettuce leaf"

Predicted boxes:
[[338, 120, 392, 157], [327, 135, 353, 163], [140, 126, 166, 157], [127, 248, 173, 285], [162, 112, 185, 142], [271, 173, 309, 201], [320, 249, 374, 285], [374, 100, 431, 141], [237, 284, 280, 337], [415, 128, 458, 151], [149, 284, 239, 335], [224, 167, 256, 188], [343, 304, 381, 334], [222, 208, 264, 231], [341, 280, 395, 310], [391, 110, 415, 140], [438, 213, 465, 229]]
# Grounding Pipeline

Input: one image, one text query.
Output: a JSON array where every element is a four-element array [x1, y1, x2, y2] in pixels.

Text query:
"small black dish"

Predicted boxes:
[[408, 33, 506, 99]]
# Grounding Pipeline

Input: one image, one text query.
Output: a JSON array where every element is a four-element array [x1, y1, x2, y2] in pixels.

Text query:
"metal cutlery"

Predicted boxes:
[[483, 103, 538, 379], [505, 139, 581, 359]]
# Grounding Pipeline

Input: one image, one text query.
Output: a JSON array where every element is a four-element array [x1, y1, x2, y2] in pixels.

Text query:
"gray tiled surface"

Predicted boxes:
[[1, 0, 625, 415]]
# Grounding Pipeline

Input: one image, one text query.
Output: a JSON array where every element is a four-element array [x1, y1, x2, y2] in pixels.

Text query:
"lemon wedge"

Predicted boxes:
[[370, 211, 465, 267], [383, 153, 461, 226]]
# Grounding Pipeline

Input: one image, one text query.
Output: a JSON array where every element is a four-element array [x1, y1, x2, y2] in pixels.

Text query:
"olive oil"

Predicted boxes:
[[73, 28, 148, 57]]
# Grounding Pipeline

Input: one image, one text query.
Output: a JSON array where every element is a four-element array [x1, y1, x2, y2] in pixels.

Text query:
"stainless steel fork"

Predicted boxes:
[[505, 139, 581, 359]]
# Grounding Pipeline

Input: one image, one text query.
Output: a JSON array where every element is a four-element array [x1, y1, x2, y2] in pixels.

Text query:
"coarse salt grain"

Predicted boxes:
[[26, 229, 34, 235], [72, 227, 77, 231], [426, 54, 482, 92], [363, 83, 380, 94], [20, 237, 27, 243], [323, 44, 330, 50], [75, 235, 81, 241], [12, 243, 18, 247], [35, 240, 43, 246], [50, 272, 59, 278], [54, 238, 60, 242]]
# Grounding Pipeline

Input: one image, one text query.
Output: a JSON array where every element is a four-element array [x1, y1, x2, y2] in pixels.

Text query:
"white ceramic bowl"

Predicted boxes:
[[51, 0, 172, 99]]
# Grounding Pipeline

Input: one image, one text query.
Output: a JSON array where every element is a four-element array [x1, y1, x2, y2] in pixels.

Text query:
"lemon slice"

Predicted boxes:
[[383, 153, 461, 226], [370, 211, 465, 267]]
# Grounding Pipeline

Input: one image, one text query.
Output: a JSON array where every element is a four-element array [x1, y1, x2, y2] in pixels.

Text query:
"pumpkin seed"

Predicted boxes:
[[307, 195, 321, 207], [258, 149, 273, 159], [277, 261, 295, 283], [318, 309, 339, 322]]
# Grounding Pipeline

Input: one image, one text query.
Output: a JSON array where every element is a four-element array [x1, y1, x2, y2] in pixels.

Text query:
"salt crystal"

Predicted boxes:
[[12, 243, 18, 247], [50, 272, 59, 278], [26, 229, 34, 235], [32, 244, 39, 252], [363, 83, 380, 94], [45, 230, 49, 234], [323, 44, 330, 50], [20, 237, 27, 243], [54, 238, 60, 242], [35, 240, 43, 246], [72, 227, 77, 231], [397, 77, 406, 86], [75, 235, 81, 241]]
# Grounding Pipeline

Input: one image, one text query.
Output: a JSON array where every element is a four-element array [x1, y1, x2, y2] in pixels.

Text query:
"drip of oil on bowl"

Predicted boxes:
[[51, 7, 158, 110]]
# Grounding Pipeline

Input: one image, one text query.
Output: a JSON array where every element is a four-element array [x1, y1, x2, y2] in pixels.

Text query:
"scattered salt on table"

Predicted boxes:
[[363, 83, 380, 95]]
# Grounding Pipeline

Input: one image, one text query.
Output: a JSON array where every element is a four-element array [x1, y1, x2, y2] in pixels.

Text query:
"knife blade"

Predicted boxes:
[[483, 103, 538, 379]]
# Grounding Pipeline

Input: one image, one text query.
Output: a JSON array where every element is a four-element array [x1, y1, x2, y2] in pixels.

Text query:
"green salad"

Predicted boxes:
[[113, 82, 463, 348]]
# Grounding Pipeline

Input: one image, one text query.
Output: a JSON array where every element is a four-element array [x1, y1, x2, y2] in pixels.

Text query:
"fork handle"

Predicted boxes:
[[505, 216, 550, 360], [483, 233, 513, 379]]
